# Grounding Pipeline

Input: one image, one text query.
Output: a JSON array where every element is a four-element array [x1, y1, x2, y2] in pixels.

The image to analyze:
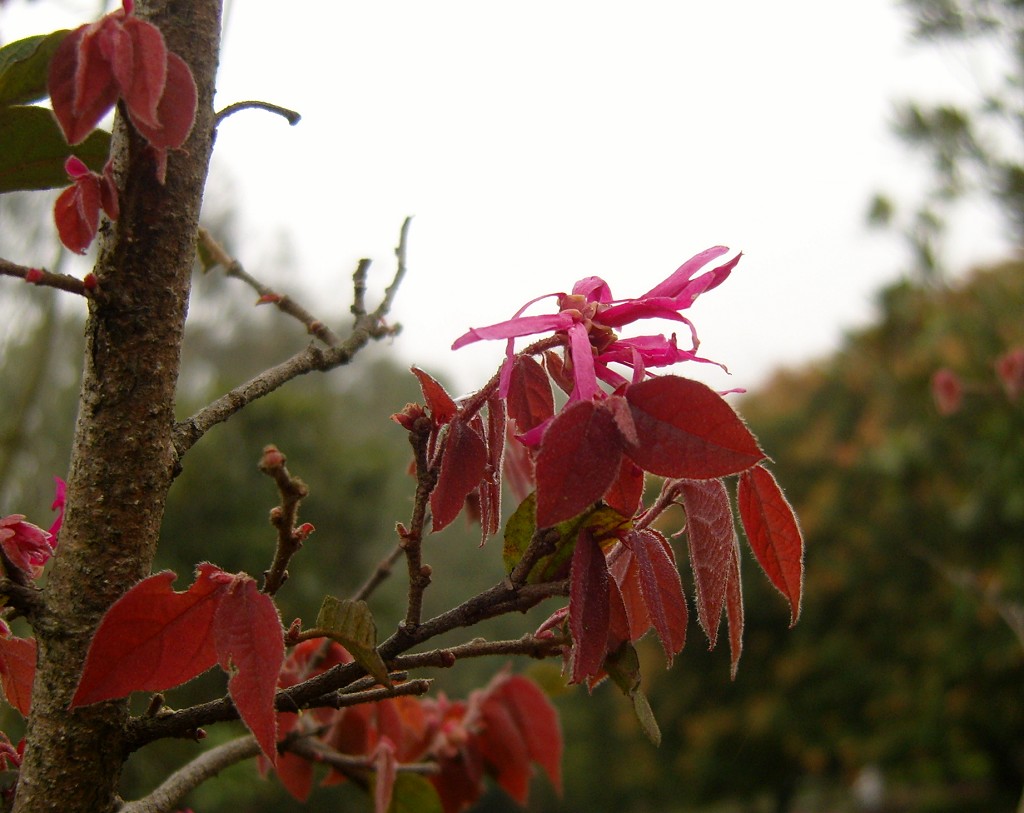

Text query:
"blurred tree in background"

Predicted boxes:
[[869, 0, 1023, 277]]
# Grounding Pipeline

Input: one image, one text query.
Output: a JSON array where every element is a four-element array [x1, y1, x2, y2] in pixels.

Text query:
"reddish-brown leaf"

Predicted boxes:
[[606, 542, 650, 642], [489, 674, 563, 794], [569, 528, 610, 683], [48, 25, 118, 145], [431, 418, 488, 531], [535, 399, 624, 527], [738, 465, 804, 624], [725, 533, 744, 679], [625, 376, 764, 478], [628, 529, 688, 663], [679, 478, 737, 648], [506, 355, 554, 432], [411, 366, 457, 426], [373, 738, 398, 813], [130, 50, 196, 149], [477, 694, 532, 803], [116, 16, 167, 129], [272, 713, 314, 801], [0, 634, 36, 716], [53, 182, 97, 254], [213, 575, 285, 765], [604, 457, 645, 518], [72, 564, 228, 706]]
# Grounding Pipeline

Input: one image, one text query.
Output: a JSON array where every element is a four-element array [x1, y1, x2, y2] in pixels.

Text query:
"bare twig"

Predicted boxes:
[[389, 635, 566, 672], [0, 257, 88, 296], [197, 227, 342, 345], [214, 100, 302, 127], [173, 221, 411, 460], [351, 542, 404, 602], [257, 445, 311, 595]]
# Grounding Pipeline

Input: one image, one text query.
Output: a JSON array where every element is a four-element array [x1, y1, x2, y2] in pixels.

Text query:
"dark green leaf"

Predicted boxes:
[[603, 641, 661, 746], [315, 595, 391, 687], [0, 31, 70, 107], [502, 492, 629, 583], [0, 105, 110, 193], [387, 773, 443, 813]]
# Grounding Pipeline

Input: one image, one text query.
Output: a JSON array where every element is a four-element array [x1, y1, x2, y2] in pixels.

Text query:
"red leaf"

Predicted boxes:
[[54, 177, 100, 254], [506, 355, 554, 432], [72, 564, 228, 706], [625, 376, 764, 478], [213, 575, 285, 765], [48, 25, 118, 145], [628, 529, 688, 663], [128, 49, 196, 149], [604, 457, 645, 518], [373, 738, 398, 813], [678, 478, 737, 648], [568, 528, 610, 683], [0, 634, 36, 716], [607, 542, 650, 643], [411, 366, 457, 426], [476, 695, 532, 803], [725, 533, 744, 679], [273, 713, 314, 801], [488, 674, 563, 794], [431, 418, 487, 532], [116, 16, 167, 129], [738, 465, 804, 624], [535, 399, 624, 527]]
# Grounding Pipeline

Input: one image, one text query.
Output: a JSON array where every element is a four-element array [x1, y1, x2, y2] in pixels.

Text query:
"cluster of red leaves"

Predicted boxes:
[[269, 640, 561, 813], [397, 356, 803, 685], [70, 564, 285, 764], [46, 0, 197, 251], [52, 155, 119, 254]]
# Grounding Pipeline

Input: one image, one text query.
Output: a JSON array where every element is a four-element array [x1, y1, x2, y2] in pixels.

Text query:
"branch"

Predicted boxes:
[[257, 445, 311, 596], [351, 543, 404, 602], [197, 227, 342, 346], [118, 735, 262, 813], [0, 257, 89, 296], [214, 100, 301, 127], [388, 635, 566, 672], [125, 577, 568, 749], [173, 220, 411, 460]]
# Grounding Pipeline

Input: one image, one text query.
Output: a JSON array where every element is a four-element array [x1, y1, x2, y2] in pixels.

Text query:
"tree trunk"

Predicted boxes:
[[13, 2, 221, 810]]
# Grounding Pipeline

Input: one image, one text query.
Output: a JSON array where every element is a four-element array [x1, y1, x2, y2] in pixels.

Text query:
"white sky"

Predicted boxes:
[[2, 1, 1015, 395]]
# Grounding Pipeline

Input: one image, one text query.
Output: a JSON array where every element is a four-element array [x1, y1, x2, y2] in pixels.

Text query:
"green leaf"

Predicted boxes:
[[502, 492, 630, 583], [604, 641, 661, 746], [386, 773, 443, 813], [0, 105, 110, 193], [315, 595, 391, 688], [0, 31, 71, 107]]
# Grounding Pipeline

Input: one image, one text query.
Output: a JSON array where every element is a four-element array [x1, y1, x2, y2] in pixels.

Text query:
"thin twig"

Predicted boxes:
[[172, 292, 403, 462], [0, 257, 88, 296], [389, 635, 566, 672], [258, 445, 311, 596], [197, 227, 342, 346], [214, 100, 301, 127], [351, 543, 404, 602]]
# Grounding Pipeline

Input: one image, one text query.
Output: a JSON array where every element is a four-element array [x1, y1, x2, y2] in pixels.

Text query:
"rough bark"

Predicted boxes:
[[12, 2, 221, 811]]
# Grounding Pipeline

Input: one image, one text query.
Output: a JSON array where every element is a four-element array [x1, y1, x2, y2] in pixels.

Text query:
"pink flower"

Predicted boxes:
[[452, 247, 741, 400], [0, 515, 55, 580], [0, 479, 65, 580]]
